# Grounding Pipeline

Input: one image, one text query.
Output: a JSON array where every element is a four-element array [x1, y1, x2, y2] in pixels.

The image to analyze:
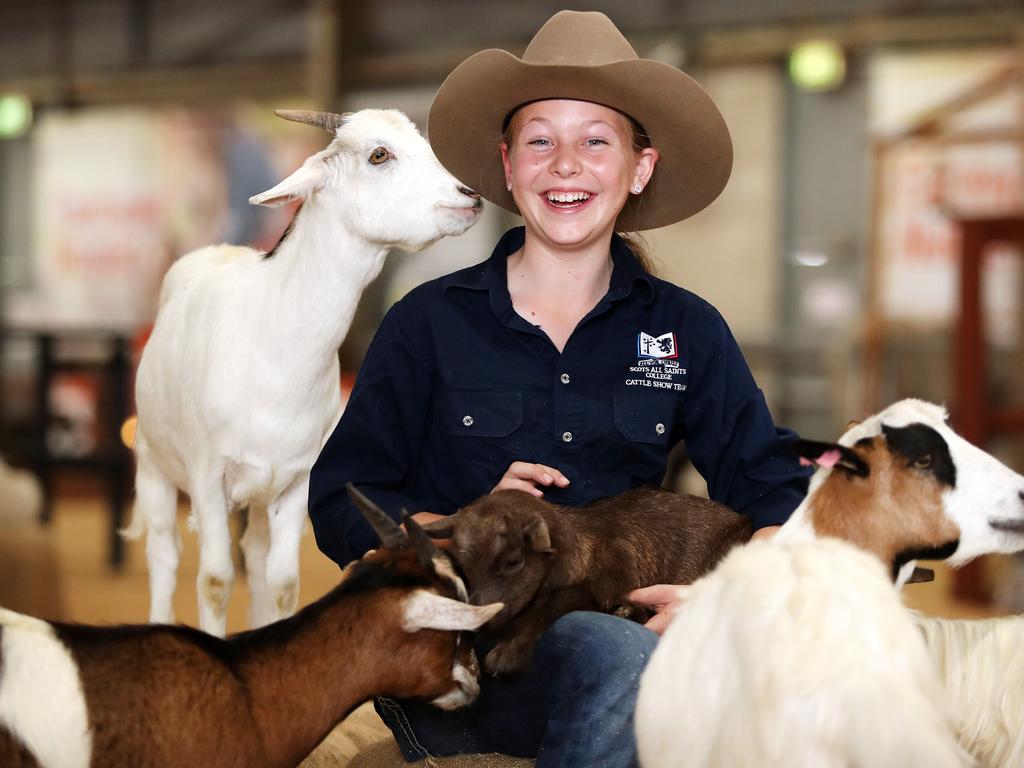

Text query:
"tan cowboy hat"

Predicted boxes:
[[428, 10, 733, 232]]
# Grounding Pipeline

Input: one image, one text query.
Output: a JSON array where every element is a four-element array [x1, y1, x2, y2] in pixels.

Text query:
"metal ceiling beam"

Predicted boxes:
[[1, 9, 1021, 106], [343, 10, 1024, 85], [696, 11, 1024, 65], [3, 58, 306, 107], [168, 0, 300, 68]]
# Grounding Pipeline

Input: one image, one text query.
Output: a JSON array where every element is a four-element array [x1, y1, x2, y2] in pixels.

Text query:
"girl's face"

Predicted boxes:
[[500, 99, 658, 252]]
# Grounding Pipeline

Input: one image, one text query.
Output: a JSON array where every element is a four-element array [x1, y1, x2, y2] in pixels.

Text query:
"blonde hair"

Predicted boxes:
[[500, 104, 657, 275]]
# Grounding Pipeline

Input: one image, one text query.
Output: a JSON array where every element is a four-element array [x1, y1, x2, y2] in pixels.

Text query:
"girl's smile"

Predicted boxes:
[[500, 100, 658, 251]]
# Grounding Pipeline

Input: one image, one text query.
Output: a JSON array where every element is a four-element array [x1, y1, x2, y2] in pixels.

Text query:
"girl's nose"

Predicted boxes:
[[550, 145, 581, 177]]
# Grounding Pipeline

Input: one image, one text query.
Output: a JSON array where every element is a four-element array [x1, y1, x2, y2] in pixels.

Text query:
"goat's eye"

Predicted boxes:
[[369, 147, 390, 165], [502, 556, 524, 574], [913, 455, 933, 469]]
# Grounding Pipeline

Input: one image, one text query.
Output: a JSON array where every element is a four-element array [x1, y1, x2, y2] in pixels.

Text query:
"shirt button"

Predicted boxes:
[[655, 423, 666, 435], [560, 373, 570, 384], [562, 431, 573, 443], [463, 415, 474, 427]]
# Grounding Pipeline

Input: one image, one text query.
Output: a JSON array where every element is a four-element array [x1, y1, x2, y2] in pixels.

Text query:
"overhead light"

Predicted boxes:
[[788, 40, 846, 93], [793, 250, 830, 267], [0, 93, 33, 138]]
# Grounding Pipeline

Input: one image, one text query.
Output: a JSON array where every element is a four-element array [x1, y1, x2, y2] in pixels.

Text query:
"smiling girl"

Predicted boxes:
[[309, 11, 809, 766]]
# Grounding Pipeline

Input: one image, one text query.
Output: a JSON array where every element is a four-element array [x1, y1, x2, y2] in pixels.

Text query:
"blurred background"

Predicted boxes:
[[1, 0, 1023, 630]]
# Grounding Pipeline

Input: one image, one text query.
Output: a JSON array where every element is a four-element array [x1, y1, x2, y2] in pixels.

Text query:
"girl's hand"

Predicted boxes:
[[628, 583, 692, 636], [408, 510, 449, 526], [751, 525, 781, 541], [407, 511, 452, 549], [492, 462, 570, 497]]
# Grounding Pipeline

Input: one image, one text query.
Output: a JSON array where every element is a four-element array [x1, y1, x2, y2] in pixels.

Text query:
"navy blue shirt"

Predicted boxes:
[[309, 227, 809, 567]]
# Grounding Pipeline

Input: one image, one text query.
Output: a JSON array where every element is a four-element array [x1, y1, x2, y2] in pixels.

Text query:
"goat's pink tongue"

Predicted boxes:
[[814, 450, 843, 468]]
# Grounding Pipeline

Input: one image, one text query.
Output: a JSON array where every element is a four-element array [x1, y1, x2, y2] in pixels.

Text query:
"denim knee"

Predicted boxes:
[[536, 610, 658, 682], [528, 611, 657, 768]]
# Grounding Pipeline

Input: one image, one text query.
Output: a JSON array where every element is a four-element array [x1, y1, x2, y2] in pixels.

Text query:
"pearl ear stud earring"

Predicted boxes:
[[633, 184, 643, 194]]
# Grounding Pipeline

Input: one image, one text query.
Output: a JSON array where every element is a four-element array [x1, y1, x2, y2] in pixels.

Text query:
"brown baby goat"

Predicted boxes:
[[422, 487, 751, 675]]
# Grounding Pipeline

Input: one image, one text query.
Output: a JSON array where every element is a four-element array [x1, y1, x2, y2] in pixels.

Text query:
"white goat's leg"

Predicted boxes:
[[190, 472, 234, 636], [134, 454, 180, 624], [240, 503, 271, 628], [265, 478, 309, 623]]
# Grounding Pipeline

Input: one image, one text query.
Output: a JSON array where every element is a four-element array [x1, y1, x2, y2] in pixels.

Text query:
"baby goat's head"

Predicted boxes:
[[791, 399, 1024, 581], [422, 491, 556, 627], [250, 109, 481, 251], [346, 484, 502, 709]]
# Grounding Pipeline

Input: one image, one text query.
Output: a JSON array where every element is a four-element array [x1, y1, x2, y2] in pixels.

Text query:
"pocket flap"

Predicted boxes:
[[438, 391, 523, 438], [614, 393, 675, 445]]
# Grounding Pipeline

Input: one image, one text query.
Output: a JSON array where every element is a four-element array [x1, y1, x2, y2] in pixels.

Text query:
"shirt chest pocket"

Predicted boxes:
[[614, 393, 675, 446], [436, 390, 524, 459]]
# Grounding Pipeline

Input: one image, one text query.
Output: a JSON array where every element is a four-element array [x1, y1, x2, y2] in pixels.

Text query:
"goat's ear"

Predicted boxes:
[[421, 515, 457, 539], [401, 591, 504, 632], [792, 439, 869, 478], [526, 518, 555, 555], [249, 154, 328, 207]]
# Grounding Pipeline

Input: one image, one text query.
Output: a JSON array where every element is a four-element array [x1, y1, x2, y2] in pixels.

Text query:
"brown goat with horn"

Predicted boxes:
[[0, 486, 501, 768]]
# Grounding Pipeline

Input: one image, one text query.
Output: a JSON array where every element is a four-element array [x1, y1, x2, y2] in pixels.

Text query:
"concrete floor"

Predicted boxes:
[[0, 484, 342, 629]]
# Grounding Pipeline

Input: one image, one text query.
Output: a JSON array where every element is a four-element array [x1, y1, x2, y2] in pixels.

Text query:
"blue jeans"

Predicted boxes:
[[375, 611, 658, 768]]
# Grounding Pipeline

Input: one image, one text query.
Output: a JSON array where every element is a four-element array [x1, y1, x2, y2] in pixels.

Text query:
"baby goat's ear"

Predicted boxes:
[[792, 439, 870, 478], [401, 591, 504, 632], [422, 515, 457, 539], [249, 152, 329, 207], [526, 517, 555, 555]]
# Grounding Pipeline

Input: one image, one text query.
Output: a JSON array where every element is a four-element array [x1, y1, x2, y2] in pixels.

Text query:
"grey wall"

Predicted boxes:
[[778, 59, 870, 436]]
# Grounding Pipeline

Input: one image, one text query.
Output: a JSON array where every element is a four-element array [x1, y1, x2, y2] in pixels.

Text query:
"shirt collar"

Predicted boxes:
[[443, 227, 655, 305]]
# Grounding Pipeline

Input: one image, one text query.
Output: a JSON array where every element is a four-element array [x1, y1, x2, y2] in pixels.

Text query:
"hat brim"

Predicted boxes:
[[428, 49, 733, 231]]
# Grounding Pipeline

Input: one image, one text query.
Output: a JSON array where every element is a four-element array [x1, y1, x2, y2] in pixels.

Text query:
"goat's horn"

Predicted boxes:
[[346, 483, 405, 549], [274, 109, 348, 134], [403, 512, 441, 568]]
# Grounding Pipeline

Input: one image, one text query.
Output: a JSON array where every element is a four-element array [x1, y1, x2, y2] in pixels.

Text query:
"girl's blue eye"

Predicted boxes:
[[585, 138, 608, 146], [528, 138, 550, 146]]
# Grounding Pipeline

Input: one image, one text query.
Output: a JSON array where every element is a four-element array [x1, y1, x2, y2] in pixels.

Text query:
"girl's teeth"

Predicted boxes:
[[547, 192, 590, 203]]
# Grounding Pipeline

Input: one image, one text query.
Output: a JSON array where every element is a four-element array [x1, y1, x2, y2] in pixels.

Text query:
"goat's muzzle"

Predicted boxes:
[[429, 644, 483, 710], [990, 517, 1024, 533]]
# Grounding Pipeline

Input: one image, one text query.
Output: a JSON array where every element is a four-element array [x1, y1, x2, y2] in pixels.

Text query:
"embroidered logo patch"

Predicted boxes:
[[627, 333, 687, 391], [637, 331, 678, 360]]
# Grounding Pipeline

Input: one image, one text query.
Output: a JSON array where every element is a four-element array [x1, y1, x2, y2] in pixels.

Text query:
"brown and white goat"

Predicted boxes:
[[423, 487, 751, 675], [0, 486, 501, 768], [636, 398, 1024, 768], [778, 398, 1024, 581]]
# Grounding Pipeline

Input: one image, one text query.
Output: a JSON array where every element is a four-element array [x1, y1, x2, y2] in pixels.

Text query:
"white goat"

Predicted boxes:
[[636, 399, 1024, 768], [915, 613, 1024, 768], [0, 492, 502, 768], [127, 109, 481, 636], [638, 537, 968, 768]]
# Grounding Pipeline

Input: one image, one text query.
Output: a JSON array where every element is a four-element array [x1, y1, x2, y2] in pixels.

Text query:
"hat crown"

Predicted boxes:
[[522, 11, 639, 67]]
